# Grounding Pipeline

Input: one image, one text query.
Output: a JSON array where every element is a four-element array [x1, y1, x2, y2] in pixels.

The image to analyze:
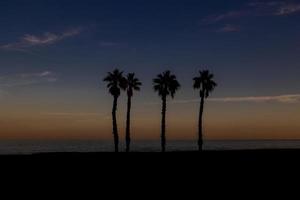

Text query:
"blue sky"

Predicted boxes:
[[0, 0, 300, 139], [1, 0, 300, 93]]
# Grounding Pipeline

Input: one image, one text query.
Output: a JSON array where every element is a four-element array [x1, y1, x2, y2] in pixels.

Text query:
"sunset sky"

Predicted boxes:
[[0, 0, 300, 140]]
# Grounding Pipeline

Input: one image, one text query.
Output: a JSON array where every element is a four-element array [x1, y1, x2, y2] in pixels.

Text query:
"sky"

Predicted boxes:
[[0, 0, 300, 140]]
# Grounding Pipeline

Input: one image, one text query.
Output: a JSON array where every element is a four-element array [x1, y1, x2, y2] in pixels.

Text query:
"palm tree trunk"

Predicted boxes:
[[112, 96, 119, 152], [198, 94, 205, 151], [126, 95, 132, 152], [161, 95, 167, 152]]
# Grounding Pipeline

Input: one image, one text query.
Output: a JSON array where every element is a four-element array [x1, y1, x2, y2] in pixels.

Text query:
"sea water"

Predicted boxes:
[[1, 140, 300, 154]]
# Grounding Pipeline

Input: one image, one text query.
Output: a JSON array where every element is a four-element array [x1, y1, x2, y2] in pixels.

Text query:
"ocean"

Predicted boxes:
[[1, 140, 300, 154]]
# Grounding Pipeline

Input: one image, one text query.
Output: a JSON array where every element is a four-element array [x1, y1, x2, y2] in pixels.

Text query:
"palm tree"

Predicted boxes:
[[193, 70, 217, 151], [153, 71, 180, 152], [125, 73, 142, 152], [103, 69, 127, 152]]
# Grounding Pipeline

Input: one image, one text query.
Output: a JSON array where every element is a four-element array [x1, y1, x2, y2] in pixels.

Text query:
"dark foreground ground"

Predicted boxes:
[[1, 149, 300, 192], [2, 149, 300, 179], [3, 149, 300, 170]]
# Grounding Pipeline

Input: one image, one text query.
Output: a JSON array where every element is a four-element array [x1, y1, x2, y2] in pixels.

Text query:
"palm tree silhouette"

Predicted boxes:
[[103, 69, 127, 152], [193, 70, 217, 151], [153, 71, 180, 152], [125, 73, 142, 152]]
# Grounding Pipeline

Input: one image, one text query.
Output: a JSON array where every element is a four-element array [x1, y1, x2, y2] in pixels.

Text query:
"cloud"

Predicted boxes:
[[248, 1, 283, 8], [43, 112, 104, 117], [172, 94, 300, 104], [0, 28, 82, 51], [210, 94, 300, 103], [0, 71, 58, 87], [202, 11, 248, 24], [249, 1, 300, 16], [275, 3, 300, 15], [202, 1, 300, 27], [42, 112, 110, 120], [216, 24, 240, 33]]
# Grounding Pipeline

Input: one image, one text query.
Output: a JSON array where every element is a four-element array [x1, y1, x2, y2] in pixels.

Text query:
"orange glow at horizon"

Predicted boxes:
[[1, 100, 300, 140]]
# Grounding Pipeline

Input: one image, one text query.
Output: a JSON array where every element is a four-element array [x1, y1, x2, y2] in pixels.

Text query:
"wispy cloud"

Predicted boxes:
[[0, 28, 83, 51], [248, 1, 283, 8], [275, 3, 300, 15], [248, 1, 300, 16], [42, 112, 110, 120], [0, 71, 58, 87], [210, 94, 300, 103], [202, 1, 300, 29], [43, 112, 104, 117], [172, 94, 300, 104], [202, 11, 248, 24], [217, 24, 240, 33]]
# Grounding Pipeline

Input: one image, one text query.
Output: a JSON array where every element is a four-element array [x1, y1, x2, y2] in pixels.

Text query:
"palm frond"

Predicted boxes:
[[103, 69, 126, 96], [153, 70, 180, 98], [193, 70, 217, 98]]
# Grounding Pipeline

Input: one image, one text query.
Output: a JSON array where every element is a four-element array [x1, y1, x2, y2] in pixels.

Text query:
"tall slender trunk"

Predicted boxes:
[[198, 94, 205, 151], [125, 95, 132, 152], [161, 95, 167, 152], [112, 96, 119, 152]]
